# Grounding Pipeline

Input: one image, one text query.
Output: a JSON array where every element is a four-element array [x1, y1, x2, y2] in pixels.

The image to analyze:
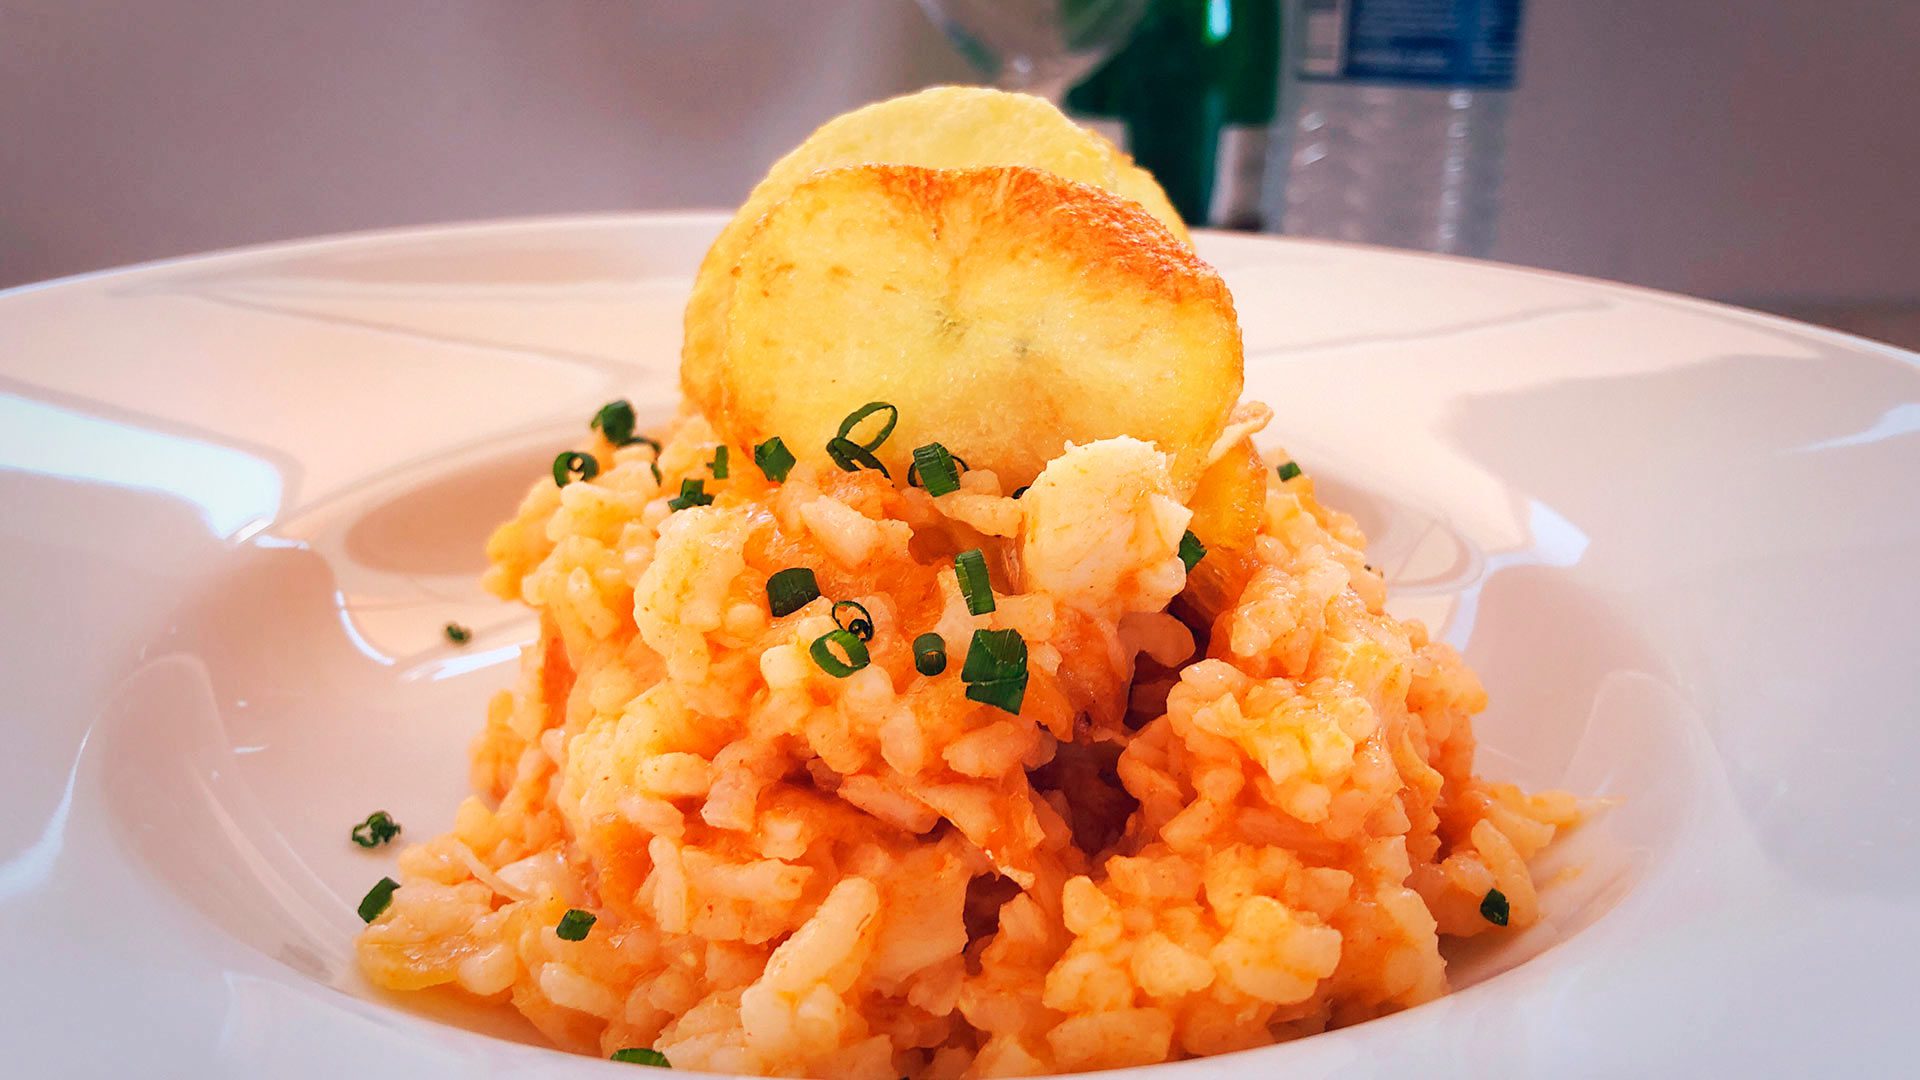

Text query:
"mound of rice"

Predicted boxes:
[[357, 411, 1577, 1076]]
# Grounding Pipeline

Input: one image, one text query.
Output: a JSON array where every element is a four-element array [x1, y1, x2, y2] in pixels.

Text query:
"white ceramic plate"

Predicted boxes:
[[2, 216, 1915, 1078]]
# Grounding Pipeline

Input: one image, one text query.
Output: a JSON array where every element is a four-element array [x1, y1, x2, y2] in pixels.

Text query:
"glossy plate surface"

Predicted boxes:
[[2, 215, 1915, 1077]]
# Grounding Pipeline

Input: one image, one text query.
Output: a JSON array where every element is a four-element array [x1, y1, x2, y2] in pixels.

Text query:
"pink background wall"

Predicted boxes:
[[4, 0, 1917, 309]]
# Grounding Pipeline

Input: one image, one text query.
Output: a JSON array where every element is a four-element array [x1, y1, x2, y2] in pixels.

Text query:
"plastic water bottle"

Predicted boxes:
[[1272, 0, 1523, 256]]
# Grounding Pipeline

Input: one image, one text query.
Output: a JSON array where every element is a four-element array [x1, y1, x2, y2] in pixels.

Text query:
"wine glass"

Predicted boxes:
[[914, 0, 1149, 103]]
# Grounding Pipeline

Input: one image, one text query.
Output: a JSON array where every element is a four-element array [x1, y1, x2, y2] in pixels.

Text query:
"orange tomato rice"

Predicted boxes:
[[356, 412, 1577, 1076]]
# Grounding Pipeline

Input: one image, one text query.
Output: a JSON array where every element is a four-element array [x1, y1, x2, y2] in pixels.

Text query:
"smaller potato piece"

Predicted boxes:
[[1178, 545, 1261, 631], [1186, 436, 1267, 554], [720, 165, 1243, 493], [1177, 437, 1268, 628]]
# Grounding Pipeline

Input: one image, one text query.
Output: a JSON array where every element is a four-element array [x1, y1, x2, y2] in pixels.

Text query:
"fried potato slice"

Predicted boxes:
[[682, 86, 1188, 417], [1113, 161, 1191, 245], [720, 165, 1241, 492], [1176, 436, 1268, 628], [1187, 436, 1267, 554], [1084, 127, 1193, 248]]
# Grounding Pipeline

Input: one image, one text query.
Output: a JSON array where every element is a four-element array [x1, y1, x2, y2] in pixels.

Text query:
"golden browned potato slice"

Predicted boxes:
[[1187, 436, 1267, 553], [1178, 436, 1267, 626], [1113, 161, 1191, 246], [720, 165, 1241, 492], [682, 86, 1189, 417], [1083, 127, 1193, 248]]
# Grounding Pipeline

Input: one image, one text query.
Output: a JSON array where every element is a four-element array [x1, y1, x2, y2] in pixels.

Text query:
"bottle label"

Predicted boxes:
[[1299, 0, 1523, 88]]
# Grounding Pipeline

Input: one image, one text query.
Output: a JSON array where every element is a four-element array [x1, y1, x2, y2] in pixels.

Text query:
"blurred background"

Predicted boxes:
[[3, 0, 1916, 344]]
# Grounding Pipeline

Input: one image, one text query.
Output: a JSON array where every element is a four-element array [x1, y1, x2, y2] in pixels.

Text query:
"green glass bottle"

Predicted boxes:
[[1066, 0, 1282, 230]]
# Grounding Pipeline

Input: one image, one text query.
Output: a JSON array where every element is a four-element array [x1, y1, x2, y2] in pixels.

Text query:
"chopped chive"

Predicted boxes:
[[954, 549, 995, 615], [591, 399, 637, 445], [555, 908, 597, 941], [709, 445, 729, 479], [961, 628, 1029, 715], [966, 678, 1027, 714], [766, 567, 820, 617], [809, 629, 871, 678], [1010, 485, 1030, 499], [358, 876, 399, 923], [1480, 887, 1510, 926], [650, 461, 663, 485], [754, 437, 796, 482], [908, 442, 963, 496], [836, 401, 899, 451], [350, 811, 402, 849], [611, 1048, 671, 1067], [667, 478, 713, 510], [961, 627, 1027, 682], [826, 436, 890, 477], [590, 402, 663, 454], [913, 632, 947, 676], [553, 451, 599, 487], [1178, 530, 1207, 572], [832, 600, 875, 642], [444, 623, 471, 645], [1277, 460, 1303, 482]]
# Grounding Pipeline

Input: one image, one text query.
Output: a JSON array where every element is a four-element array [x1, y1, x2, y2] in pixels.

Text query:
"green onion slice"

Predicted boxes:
[[1277, 460, 1303, 481], [555, 908, 597, 941], [650, 461, 663, 485], [913, 632, 947, 676], [954, 549, 995, 615], [1178, 530, 1207, 572], [1480, 887, 1511, 926], [831, 600, 875, 641], [907, 442, 965, 496], [444, 623, 471, 645], [961, 628, 1029, 715], [590, 400, 662, 454], [667, 478, 713, 510], [350, 811, 401, 848], [553, 451, 599, 487], [809, 629, 871, 678], [591, 399, 636, 445], [966, 678, 1027, 714], [767, 567, 820, 617], [836, 401, 899, 450], [709, 445, 729, 479], [1011, 485, 1030, 499], [961, 627, 1027, 682], [358, 876, 399, 923], [826, 437, 890, 477], [611, 1048, 671, 1067], [754, 437, 796, 482]]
